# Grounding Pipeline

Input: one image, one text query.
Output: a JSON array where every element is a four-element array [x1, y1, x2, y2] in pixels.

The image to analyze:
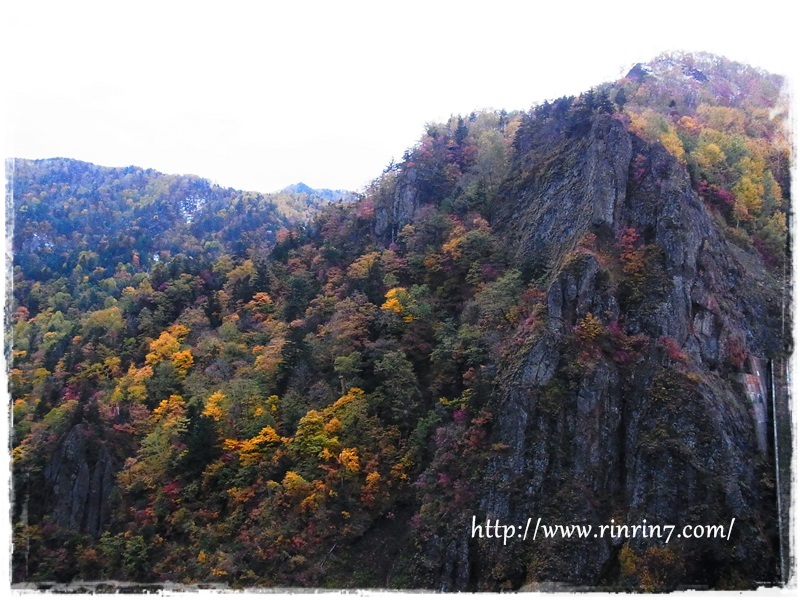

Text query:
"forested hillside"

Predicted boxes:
[[7, 52, 792, 591]]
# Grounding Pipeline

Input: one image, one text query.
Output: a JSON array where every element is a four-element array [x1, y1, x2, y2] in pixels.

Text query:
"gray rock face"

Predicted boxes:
[[501, 116, 632, 275], [44, 424, 117, 536], [447, 115, 784, 589], [374, 168, 420, 242]]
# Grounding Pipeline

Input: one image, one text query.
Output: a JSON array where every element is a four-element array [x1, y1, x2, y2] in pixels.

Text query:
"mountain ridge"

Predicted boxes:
[[7, 52, 792, 590]]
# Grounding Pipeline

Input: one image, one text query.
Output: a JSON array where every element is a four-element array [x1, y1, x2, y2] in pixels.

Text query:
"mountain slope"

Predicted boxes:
[[8, 53, 791, 590]]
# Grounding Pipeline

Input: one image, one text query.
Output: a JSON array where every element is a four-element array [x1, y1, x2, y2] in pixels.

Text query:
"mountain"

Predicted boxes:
[[272, 182, 358, 223], [7, 53, 792, 591], [280, 182, 357, 203], [8, 158, 294, 277]]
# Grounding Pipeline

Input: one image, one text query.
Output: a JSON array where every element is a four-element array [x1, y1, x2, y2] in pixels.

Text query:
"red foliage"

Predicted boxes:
[[752, 236, 779, 268], [660, 336, 688, 363], [724, 337, 747, 370], [163, 481, 181, 499], [697, 180, 735, 217], [355, 198, 375, 220]]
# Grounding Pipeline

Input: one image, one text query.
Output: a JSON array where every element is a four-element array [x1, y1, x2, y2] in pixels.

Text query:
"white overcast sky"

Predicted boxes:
[[1, 0, 796, 194]]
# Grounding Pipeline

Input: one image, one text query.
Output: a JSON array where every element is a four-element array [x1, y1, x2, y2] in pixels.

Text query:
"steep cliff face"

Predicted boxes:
[[43, 423, 118, 536], [430, 115, 784, 590]]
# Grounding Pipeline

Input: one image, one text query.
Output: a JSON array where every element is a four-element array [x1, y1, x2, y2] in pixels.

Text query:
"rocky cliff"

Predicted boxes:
[[426, 114, 786, 590]]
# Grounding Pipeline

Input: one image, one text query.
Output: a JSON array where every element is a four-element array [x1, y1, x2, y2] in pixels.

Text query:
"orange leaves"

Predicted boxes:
[[360, 470, 382, 504], [145, 331, 179, 365], [324, 417, 342, 435], [381, 290, 404, 314], [441, 220, 467, 260], [249, 291, 273, 307], [365, 471, 381, 488], [677, 115, 701, 136], [226, 486, 256, 505], [332, 387, 365, 410], [244, 292, 275, 320]]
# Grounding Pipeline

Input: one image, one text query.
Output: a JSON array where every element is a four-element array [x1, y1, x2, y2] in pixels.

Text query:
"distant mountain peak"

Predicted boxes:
[[278, 182, 358, 204], [282, 182, 316, 195]]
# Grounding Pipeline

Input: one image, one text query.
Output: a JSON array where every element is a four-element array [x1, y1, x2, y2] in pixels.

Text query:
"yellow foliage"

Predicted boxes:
[[628, 112, 648, 136], [111, 365, 152, 404], [660, 128, 685, 163], [576, 312, 604, 343], [381, 293, 404, 314], [694, 141, 726, 174], [33, 367, 50, 384], [146, 325, 191, 366], [222, 438, 241, 451], [171, 349, 194, 378], [239, 427, 282, 465], [733, 175, 764, 221], [338, 448, 360, 473], [381, 288, 414, 322], [365, 471, 381, 488], [145, 331, 180, 366], [677, 115, 700, 135], [347, 251, 381, 280], [203, 391, 226, 421], [391, 461, 409, 481], [282, 471, 309, 492], [325, 417, 342, 435], [152, 394, 185, 424], [167, 324, 190, 341], [696, 104, 747, 134], [441, 235, 463, 259], [104, 356, 122, 377], [127, 384, 148, 404]]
